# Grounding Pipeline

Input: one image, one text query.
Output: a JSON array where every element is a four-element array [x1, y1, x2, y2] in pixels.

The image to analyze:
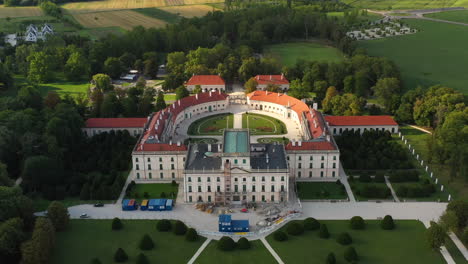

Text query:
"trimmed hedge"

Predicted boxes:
[[218, 236, 236, 251], [287, 222, 304, 236], [157, 219, 171, 232], [237, 237, 251, 249], [186, 228, 198, 241], [336, 232, 352, 245], [381, 215, 395, 230], [174, 220, 187, 235], [358, 184, 391, 199], [273, 231, 288, 242], [112, 217, 123, 230], [136, 253, 149, 264], [389, 170, 419, 183], [350, 216, 365, 230], [395, 184, 435, 198], [344, 246, 359, 262], [326, 252, 336, 264], [319, 224, 330, 239], [114, 248, 128, 263], [139, 234, 154, 250], [304, 217, 320, 230]]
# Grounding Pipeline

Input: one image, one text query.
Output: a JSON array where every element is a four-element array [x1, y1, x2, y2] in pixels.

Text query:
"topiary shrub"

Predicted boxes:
[[462, 228, 468, 244], [218, 236, 236, 251], [359, 174, 371, 183], [336, 232, 352, 245], [344, 246, 359, 262], [319, 224, 330, 239], [237, 237, 251, 249], [112, 217, 123, 230], [173, 220, 187, 235], [326, 252, 336, 264], [90, 258, 102, 264], [304, 217, 320, 230], [186, 228, 199, 241], [136, 253, 149, 264], [157, 219, 171, 232], [273, 231, 288, 242], [287, 222, 304, 236], [139, 234, 154, 250], [374, 171, 385, 183], [114, 248, 128, 262], [381, 215, 395, 230], [350, 216, 365, 230]]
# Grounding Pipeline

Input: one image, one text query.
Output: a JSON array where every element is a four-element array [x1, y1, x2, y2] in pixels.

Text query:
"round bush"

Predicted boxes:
[[112, 217, 123, 230], [136, 253, 149, 264], [157, 219, 171, 232], [287, 222, 304, 236], [326, 252, 336, 264], [90, 258, 102, 264], [350, 216, 365, 230], [218, 236, 236, 251], [462, 228, 468, 244], [304, 217, 320, 230], [237, 237, 251, 250], [174, 220, 188, 235], [336, 232, 352, 245], [319, 224, 330, 239], [344, 246, 359, 262], [273, 231, 288, 242], [186, 228, 199, 242], [381, 215, 395, 230], [114, 248, 128, 263], [139, 234, 154, 250]]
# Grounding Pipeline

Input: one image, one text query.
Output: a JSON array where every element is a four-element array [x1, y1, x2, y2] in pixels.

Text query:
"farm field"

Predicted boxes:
[[297, 182, 348, 200], [0, 15, 78, 34], [72, 10, 167, 30], [341, 0, 468, 10], [359, 19, 468, 94], [266, 220, 446, 264], [0, 6, 43, 18], [159, 4, 219, 18], [51, 220, 206, 264], [134, 7, 182, 23], [264, 42, 344, 67], [195, 239, 276, 264], [188, 113, 234, 135], [242, 113, 287, 135], [125, 183, 179, 202], [425, 9, 468, 23]]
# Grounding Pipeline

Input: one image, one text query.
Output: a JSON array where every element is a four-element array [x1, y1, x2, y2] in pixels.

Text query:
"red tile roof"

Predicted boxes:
[[185, 75, 226, 86], [255, 75, 289, 85], [85, 118, 147, 128], [305, 109, 325, 139], [285, 141, 336, 151], [247, 91, 309, 120], [135, 143, 187, 152], [325, 116, 398, 126]]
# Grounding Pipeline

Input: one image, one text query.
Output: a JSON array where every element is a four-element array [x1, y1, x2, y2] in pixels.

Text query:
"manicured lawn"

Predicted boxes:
[[195, 239, 276, 264], [257, 137, 289, 144], [348, 180, 392, 201], [297, 182, 348, 200], [267, 220, 445, 264], [125, 183, 178, 202], [425, 10, 468, 23], [51, 220, 206, 264], [164, 93, 176, 101], [242, 113, 287, 135], [359, 19, 468, 94], [188, 113, 234, 135], [38, 80, 90, 97], [264, 42, 344, 67], [134, 7, 182, 24]]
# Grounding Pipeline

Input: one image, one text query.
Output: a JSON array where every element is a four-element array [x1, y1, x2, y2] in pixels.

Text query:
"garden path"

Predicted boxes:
[[233, 112, 242, 128], [261, 237, 284, 264], [423, 221, 456, 264], [187, 238, 212, 264], [448, 232, 468, 261], [339, 164, 356, 202], [385, 176, 401, 202]]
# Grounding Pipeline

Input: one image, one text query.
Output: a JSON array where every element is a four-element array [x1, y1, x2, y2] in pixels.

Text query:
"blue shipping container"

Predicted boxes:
[[231, 220, 249, 232], [165, 199, 173, 210], [122, 199, 138, 211], [218, 214, 233, 232]]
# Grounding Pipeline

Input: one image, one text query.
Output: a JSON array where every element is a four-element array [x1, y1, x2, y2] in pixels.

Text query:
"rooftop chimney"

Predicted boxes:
[[208, 144, 212, 152], [281, 73, 284, 80], [169, 140, 172, 145], [298, 141, 302, 147], [326, 135, 330, 142], [178, 100, 180, 106], [177, 141, 181, 146], [209, 91, 212, 97], [270, 75, 272, 80], [195, 93, 198, 100], [292, 140, 296, 146]]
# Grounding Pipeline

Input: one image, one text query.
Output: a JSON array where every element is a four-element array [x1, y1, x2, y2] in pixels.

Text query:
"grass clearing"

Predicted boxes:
[[425, 9, 468, 23], [0, 6, 43, 18], [341, 0, 467, 10], [264, 42, 344, 67], [188, 113, 234, 135], [242, 113, 287, 135], [38, 80, 89, 98], [134, 7, 182, 23], [267, 220, 445, 264], [359, 19, 468, 94], [195, 239, 276, 264], [72, 10, 167, 30], [160, 4, 218, 18], [51, 219, 206, 264], [125, 183, 179, 202], [297, 182, 348, 200], [164, 93, 177, 101]]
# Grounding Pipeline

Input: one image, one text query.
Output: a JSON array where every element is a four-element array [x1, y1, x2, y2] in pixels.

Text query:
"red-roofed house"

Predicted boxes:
[[185, 75, 226, 92], [83, 118, 148, 137], [325, 115, 399, 135], [254, 74, 289, 91]]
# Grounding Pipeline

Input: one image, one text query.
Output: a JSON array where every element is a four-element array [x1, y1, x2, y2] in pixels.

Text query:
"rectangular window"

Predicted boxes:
[[171, 164, 175, 170], [243, 185, 246, 192], [243, 159, 246, 164], [333, 156, 337, 160], [320, 171, 324, 177], [298, 156, 302, 161], [310, 156, 313, 161], [287, 156, 290, 161], [188, 186, 192, 192], [298, 163, 302, 169], [171, 157, 174, 162], [271, 185, 275, 192], [207, 177, 211, 182], [217, 177, 220, 182], [159, 164, 163, 170], [136, 164, 139, 170], [332, 171, 336, 177], [321, 163, 324, 169], [198, 186, 201, 192], [188, 177, 192, 182], [333, 163, 336, 169], [160, 172, 163, 178], [321, 156, 325, 161], [208, 195, 211, 202], [149, 172, 152, 179], [159, 157, 162, 162], [147, 157, 150, 162], [309, 171, 312, 178], [208, 186, 211, 192], [197, 177, 201, 182], [271, 195, 275, 202], [252, 185, 256, 192], [235, 185, 238, 192], [261, 185, 265, 192], [252, 195, 256, 202], [217, 186, 221, 192], [281, 176, 285, 182], [309, 163, 313, 169], [171, 172, 175, 178], [148, 164, 151, 170], [271, 176, 275, 182], [243, 178, 246, 182], [136, 172, 140, 179], [252, 177, 256, 182], [262, 195, 265, 202], [281, 185, 285, 192], [298, 171, 301, 178], [136, 158, 139, 162], [262, 177, 265, 182]]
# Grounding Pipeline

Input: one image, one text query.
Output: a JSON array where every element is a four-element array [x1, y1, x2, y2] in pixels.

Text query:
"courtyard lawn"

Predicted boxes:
[[359, 19, 468, 94], [297, 182, 348, 200], [38, 80, 90, 97], [188, 113, 234, 135], [164, 93, 176, 101], [51, 220, 206, 264], [242, 113, 287, 135], [264, 42, 344, 67], [425, 9, 468, 23], [125, 183, 179, 202], [257, 137, 289, 144], [195, 239, 276, 264], [267, 220, 446, 264]]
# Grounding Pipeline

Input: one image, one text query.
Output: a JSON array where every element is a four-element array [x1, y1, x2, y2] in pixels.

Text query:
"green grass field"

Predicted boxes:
[[38, 80, 90, 97], [134, 7, 182, 24], [125, 183, 179, 202], [195, 239, 276, 264], [242, 113, 287, 135], [297, 182, 348, 200], [264, 42, 344, 67], [359, 19, 468, 94], [266, 220, 445, 264], [342, 0, 468, 10], [425, 9, 468, 23], [187, 113, 234, 135], [51, 220, 206, 264], [164, 93, 176, 101]]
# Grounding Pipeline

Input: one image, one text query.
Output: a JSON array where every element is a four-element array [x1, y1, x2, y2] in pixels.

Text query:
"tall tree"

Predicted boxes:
[[244, 77, 258, 94], [46, 201, 69, 231], [372, 77, 400, 113], [155, 91, 166, 112], [175, 86, 189, 100], [27, 52, 53, 83], [92, 74, 113, 91], [64, 51, 90, 81], [104, 57, 124, 79]]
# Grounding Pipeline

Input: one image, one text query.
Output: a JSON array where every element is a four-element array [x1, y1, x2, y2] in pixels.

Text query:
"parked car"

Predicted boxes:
[[94, 203, 104, 207], [80, 213, 89, 219]]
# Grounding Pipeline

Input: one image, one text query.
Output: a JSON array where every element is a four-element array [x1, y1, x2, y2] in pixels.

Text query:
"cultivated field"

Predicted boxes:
[[264, 42, 344, 67], [359, 19, 468, 94], [341, 0, 468, 10], [72, 10, 167, 30], [160, 4, 218, 18], [0, 6, 43, 18], [425, 9, 468, 23]]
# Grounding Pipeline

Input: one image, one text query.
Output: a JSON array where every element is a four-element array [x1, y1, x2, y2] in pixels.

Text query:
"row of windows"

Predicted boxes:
[[135, 157, 185, 162], [188, 194, 282, 203], [191, 104, 225, 113], [333, 127, 396, 134], [135, 172, 176, 179], [135, 164, 176, 170], [187, 176, 285, 183], [287, 155, 336, 161], [297, 171, 336, 177], [187, 185, 286, 193], [294, 163, 336, 169]]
